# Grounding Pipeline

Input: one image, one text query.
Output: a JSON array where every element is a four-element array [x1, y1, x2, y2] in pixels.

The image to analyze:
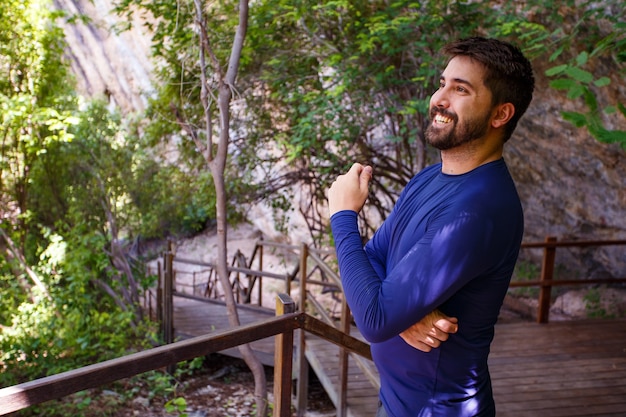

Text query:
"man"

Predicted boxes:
[[328, 37, 535, 417]]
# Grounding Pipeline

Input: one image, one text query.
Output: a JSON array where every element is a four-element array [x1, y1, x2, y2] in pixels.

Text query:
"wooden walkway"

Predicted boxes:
[[173, 296, 626, 417]]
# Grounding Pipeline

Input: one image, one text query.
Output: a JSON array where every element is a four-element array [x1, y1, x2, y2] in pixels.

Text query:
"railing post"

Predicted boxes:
[[337, 295, 350, 417], [538, 236, 557, 323], [163, 242, 176, 374], [163, 248, 174, 345], [296, 243, 309, 416], [274, 294, 296, 417], [258, 239, 264, 306], [157, 260, 163, 329]]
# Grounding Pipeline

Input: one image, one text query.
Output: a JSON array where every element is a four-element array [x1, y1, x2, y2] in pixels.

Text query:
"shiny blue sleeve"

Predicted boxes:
[[330, 207, 497, 343]]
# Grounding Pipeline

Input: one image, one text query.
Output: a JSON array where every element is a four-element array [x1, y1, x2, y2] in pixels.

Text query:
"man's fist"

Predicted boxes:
[[328, 163, 373, 216]]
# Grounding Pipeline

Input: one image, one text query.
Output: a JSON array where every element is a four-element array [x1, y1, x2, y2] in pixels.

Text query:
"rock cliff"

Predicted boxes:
[[53, 0, 154, 113]]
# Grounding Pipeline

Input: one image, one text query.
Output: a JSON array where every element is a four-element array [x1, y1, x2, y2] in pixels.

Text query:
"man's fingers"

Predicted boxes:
[[434, 317, 458, 334], [399, 309, 459, 352], [399, 334, 434, 353], [359, 165, 373, 191], [328, 163, 373, 216]]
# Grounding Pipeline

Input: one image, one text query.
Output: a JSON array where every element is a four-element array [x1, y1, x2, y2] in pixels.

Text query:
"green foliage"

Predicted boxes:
[[492, 0, 626, 148], [130, 160, 218, 238], [1, 3, 217, 403], [165, 397, 188, 416], [0, 0, 78, 236], [1, 101, 158, 389], [0, 235, 151, 389], [113, 0, 626, 245], [583, 287, 618, 319], [239, 0, 515, 242], [509, 260, 541, 298]]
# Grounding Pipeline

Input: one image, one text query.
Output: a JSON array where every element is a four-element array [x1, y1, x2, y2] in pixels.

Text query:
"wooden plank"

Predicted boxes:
[[491, 319, 626, 417], [173, 297, 278, 365]]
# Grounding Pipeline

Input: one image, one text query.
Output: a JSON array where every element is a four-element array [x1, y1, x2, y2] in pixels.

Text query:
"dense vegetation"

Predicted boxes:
[[1, 0, 624, 415]]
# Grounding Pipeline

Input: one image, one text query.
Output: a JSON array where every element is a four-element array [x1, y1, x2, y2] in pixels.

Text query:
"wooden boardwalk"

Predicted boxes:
[[173, 296, 626, 417]]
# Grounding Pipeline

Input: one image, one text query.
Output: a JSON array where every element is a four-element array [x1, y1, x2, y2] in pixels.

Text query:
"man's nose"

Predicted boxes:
[[431, 88, 450, 109]]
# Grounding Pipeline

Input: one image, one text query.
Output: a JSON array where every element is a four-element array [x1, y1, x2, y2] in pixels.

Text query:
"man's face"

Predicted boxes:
[[425, 55, 495, 150]]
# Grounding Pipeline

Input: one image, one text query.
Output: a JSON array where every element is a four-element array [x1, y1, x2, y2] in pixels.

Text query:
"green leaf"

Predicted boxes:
[[564, 66, 594, 84], [593, 77, 611, 87], [582, 88, 598, 111], [549, 78, 577, 90], [549, 45, 564, 62], [567, 84, 586, 100], [576, 51, 589, 66], [562, 111, 588, 128], [545, 64, 568, 77], [595, 129, 626, 145]]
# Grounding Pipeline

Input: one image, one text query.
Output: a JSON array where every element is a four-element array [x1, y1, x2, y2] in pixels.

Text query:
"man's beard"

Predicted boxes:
[[425, 108, 491, 150]]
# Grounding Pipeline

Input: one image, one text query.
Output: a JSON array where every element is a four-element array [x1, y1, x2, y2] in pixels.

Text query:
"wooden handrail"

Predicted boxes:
[[0, 294, 370, 417], [273, 294, 296, 416], [160, 236, 626, 326], [521, 239, 626, 248]]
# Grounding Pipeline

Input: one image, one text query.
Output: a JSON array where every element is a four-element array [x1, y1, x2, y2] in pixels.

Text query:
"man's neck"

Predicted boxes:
[[440, 138, 503, 175]]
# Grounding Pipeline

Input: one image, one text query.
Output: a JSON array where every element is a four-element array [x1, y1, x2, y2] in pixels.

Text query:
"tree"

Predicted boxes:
[[187, 2, 270, 415], [115, 0, 269, 413], [0, 0, 75, 257]]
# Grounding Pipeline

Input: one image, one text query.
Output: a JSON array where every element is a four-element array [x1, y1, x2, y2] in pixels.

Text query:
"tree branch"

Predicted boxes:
[[0, 226, 53, 302]]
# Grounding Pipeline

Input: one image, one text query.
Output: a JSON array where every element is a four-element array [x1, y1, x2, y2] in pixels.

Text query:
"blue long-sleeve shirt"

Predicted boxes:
[[330, 159, 523, 417]]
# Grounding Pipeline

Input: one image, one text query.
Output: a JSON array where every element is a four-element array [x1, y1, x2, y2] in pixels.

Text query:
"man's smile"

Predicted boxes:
[[433, 114, 453, 125]]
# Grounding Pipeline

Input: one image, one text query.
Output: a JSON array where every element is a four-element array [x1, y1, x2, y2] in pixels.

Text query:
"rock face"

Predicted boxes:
[[53, 0, 154, 113], [507, 71, 626, 278], [55, 0, 626, 280]]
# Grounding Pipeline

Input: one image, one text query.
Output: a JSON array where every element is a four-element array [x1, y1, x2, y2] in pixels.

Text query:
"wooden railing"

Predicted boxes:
[[160, 236, 626, 324], [154, 239, 357, 416], [514, 237, 626, 323], [4, 237, 623, 416], [151, 236, 626, 415], [0, 294, 370, 417]]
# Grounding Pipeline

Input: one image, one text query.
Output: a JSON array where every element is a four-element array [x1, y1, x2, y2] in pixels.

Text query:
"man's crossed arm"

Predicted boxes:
[[328, 163, 458, 352]]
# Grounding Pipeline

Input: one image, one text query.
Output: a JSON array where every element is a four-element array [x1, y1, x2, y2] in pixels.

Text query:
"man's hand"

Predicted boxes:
[[400, 310, 459, 352], [328, 163, 373, 216]]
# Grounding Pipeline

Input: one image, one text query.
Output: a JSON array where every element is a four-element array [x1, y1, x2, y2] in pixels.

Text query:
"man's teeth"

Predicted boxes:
[[435, 114, 452, 124]]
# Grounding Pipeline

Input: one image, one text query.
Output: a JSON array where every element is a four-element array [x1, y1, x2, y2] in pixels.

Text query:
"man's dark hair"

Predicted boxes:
[[443, 37, 535, 142]]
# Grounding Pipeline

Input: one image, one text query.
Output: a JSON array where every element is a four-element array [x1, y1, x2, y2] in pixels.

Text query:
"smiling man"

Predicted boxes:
[[328, 37, 535, 417]]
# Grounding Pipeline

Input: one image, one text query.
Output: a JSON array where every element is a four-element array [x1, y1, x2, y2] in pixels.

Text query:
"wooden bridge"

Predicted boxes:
[[153, 238, 626, 417]]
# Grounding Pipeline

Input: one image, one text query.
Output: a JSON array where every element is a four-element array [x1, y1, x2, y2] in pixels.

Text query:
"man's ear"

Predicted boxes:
[[491, 103, 515, 128]]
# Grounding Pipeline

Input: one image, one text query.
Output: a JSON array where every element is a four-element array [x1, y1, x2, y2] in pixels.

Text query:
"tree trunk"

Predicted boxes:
[[193, 0, 268, 414]]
